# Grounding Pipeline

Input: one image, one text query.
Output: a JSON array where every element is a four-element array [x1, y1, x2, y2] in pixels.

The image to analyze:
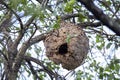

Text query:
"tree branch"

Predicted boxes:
[[27, 23, 37, 42], [29, 32, 47, 45], [27, 61, 41, 80], [13, 16, 36, 50], [0, 50, 8, 61], [78, 0, 120, 36], [0, 11, 12, 32], [12, 32, 47, 76], [24, 56, 62, 79], [77, 22, 102, 28], [61, 13, 79, 20], [0, 0, 23, 29]]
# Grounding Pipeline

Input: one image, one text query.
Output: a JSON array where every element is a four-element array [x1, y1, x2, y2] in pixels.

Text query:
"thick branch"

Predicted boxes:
[[12, 32, 47, 77], [29, 32, 47, 45], [13, 16, 36, 50], [61, 13, 79, 20], [0, 1, 35, 52], [78, 0, 120, 36], [12, 42, 30, 75], [77, 22, 102, 28]]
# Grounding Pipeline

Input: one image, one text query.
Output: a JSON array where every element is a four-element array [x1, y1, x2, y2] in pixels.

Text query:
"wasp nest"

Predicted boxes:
[[44, 21, 89, 70]]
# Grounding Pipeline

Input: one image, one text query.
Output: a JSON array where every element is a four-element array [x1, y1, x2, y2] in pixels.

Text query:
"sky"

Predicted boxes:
[[0, 0, 120, 80]]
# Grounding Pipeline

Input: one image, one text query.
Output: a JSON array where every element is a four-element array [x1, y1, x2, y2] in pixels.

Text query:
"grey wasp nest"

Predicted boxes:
[[44, 21, 89, 70]]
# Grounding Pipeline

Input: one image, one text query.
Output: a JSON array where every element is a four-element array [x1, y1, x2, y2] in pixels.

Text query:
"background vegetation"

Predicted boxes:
[[0, 0, 120, 80]]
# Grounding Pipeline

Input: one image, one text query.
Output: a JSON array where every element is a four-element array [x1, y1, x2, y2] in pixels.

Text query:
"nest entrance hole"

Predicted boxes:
[[58, 43, 68, 55]]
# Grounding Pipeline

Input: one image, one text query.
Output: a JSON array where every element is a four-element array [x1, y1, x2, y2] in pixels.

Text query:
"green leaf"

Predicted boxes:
[[106, 1, 112, 6], [69, 0, 76, 5], [99, 42, 105, 49], [99, 74, 103, 79], [78, 13, 86, 22], [66, 34, 71, 43], [64, 0, 76, 13], [53, 22, 60, 29], [109, 63, 115, 70], [75, 70, 83, 80], [96, 34, 101, 43], [97, 46, 101, 50], [99, 67, 104, 73], [64, 0, 68, 3], [106, 43, 112, 49], [115, 43, 119, 49], [21, 0, 27, 5], [114, 59, 120, 64], [38, 12, 46, 22], [18, 6, 23, 11], [53, 19, 60, 29], [64, 4, 73, 13], [9, 0, 20, 9]]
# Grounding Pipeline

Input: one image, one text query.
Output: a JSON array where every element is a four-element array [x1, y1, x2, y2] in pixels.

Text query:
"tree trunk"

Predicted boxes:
[[4, 58, 18, 80], [5, 71, 17, 80]]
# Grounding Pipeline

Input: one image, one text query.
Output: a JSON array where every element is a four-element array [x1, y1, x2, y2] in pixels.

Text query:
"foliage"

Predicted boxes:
[[75, 58, 120, 80], [0, 0, 120, 80]]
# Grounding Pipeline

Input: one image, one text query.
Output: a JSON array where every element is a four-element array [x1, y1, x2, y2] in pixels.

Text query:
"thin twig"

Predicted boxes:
[[0, 0, 23, 29], [28, 23, 37, 42], [26, 61, 41, 80]]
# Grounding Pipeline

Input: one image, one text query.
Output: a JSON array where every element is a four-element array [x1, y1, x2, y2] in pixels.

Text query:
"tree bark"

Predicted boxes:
[[4, 60, 17, 80], [78, 0, 120, 36], [5, 70, 17, 80]]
